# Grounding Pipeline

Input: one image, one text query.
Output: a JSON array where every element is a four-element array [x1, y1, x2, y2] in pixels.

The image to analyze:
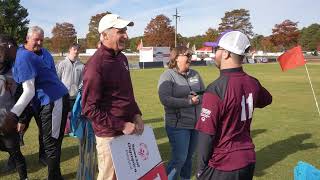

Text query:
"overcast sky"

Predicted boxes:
[[21, 0, 320, 39]]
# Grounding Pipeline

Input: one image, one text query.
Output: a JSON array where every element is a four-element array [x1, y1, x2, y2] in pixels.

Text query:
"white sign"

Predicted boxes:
[[109, 126, 162, 180], [139, 47, 170, 62]]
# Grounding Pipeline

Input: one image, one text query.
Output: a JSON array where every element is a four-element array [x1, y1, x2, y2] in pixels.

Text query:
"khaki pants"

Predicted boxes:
[[95, 136, 116, 180]]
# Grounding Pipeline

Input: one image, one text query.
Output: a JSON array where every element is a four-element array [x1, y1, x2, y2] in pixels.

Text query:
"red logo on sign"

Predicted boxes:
[[138, 143, 149, 161]]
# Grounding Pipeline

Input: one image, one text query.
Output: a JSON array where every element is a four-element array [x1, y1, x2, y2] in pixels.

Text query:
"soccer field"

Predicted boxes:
[[0, 63, 319, 179]]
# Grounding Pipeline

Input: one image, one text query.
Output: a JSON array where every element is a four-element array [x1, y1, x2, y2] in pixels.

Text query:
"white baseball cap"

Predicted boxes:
[[98, 14, 134, 33], [204, 30, 250, 55]]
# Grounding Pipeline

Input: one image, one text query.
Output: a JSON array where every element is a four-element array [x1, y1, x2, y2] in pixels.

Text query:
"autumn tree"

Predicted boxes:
[[271, 19, 300, 50], [43, 37, 53, 52], [127, 36, 143, 52], [180, 28, 219, 50], [177, 34, 188, 47], [203, 28, 219, 42], [183, 35, 206, 49], [218, 9, 253, 36], [250, 34, 264, 51], [86, 12, 111, 48], [144, 14, 175, 47], [299, 23, 320, 51], [261, 37, 277, 52], [0, 0, 29, 43], [51, 22, 77, 53], [77, 38, 87, 52]]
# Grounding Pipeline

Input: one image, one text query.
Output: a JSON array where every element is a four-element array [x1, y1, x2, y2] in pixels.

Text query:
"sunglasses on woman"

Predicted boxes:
[[178, 53, 192, 58]]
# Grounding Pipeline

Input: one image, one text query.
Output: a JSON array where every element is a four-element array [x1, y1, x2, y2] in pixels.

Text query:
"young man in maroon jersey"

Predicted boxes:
[[195, 31, 272, 180]]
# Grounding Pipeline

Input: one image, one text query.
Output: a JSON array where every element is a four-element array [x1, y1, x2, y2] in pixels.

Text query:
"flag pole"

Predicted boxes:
[[304, 64, 320, 119]]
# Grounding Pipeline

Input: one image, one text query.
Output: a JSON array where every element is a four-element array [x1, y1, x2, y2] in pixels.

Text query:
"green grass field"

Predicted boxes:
[[1, 63, 320, 180]]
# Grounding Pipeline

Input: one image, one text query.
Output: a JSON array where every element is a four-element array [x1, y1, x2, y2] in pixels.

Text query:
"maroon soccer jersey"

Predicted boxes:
[[196, 67, 272, 171]]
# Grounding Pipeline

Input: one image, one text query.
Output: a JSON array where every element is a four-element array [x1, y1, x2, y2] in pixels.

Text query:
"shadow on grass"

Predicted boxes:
[[151, 119, 270, 175], [21, 145, 79, 174], [255, 133, 317, 176], [153, 126, 167, 140], [145, 117, 163, 124], [63, 171, 77, 180], [158, 141, 170, 165], [251, 129, 267, 138]]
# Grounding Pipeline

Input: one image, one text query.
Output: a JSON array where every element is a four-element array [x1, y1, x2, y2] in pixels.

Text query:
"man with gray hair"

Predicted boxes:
[[5, 26, 69, 180], [82, 14, 144, 180]]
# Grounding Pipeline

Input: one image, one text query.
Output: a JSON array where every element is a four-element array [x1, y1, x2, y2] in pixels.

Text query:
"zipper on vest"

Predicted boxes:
[[184, 75, 197, 124]]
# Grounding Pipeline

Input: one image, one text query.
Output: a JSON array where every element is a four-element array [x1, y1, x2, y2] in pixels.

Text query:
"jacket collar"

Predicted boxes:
[[220, 67, 243, 74], [101, 43, 121, 57], [65, 56, 80, 64], [173, 67, 191, 77]]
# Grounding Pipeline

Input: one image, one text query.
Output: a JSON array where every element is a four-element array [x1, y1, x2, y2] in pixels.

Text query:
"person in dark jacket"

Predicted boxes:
[[158, 46, 205, 180], [0, 34, 28, 180], [82, 13, 144, 180], [2, 35, 46, 173], [4, 26, 69, 180], [195, 31, 272, 180]]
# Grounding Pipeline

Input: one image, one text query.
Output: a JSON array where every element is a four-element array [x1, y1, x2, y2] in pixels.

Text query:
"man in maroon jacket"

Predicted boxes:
[[82, 14, 144, 180], [195, 31, 272, 180]]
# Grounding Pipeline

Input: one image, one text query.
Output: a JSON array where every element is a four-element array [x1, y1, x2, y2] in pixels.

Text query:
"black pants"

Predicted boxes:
[[197, 163, 255, 180], [39, 95, 69, 180], [69, 98, 76, 110], [0, 133, 27, 180], [23, 105, 45, 159]]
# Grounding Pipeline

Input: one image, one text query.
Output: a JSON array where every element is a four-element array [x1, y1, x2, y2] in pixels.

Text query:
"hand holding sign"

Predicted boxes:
[[110, 126, 167, 180]]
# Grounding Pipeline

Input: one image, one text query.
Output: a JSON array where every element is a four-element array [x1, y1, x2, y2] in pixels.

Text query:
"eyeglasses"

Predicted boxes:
[[178, 53, 192, 58], [214, 46, 224, 53]]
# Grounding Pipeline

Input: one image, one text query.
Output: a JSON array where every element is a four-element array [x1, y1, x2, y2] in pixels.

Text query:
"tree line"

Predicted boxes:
[[1, 0, 319, 53]]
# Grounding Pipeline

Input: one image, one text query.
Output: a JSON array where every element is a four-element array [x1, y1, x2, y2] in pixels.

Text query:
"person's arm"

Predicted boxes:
[[55, 61, 63, 80], [195, 91, 222, 178], [78, 64, 84, 87], [0, 75, 6, 96], [196, 132, 215, 178], [11, 78, 35, 117], [158, 71, 194, 108], [255, 81, 272, 108], [197, 73, 206, 104], [133, 114, 144, 135], [0, 79, 35, 134]]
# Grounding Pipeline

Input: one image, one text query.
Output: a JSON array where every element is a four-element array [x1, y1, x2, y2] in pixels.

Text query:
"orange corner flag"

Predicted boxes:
[[278, 45, 306, 71]]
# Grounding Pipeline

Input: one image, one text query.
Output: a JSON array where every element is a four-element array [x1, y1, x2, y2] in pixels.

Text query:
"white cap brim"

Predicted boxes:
[[98, 14, 134, 33], [113, 19, 134, 29]]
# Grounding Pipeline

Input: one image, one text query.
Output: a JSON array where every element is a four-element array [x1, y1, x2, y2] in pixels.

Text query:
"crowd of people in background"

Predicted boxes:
[[0, 13, 272, 180]]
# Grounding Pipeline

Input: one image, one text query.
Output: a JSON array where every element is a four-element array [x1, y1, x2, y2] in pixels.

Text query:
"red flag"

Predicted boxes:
[[137, 39, 143, 51], [278, 45, 306, 71]]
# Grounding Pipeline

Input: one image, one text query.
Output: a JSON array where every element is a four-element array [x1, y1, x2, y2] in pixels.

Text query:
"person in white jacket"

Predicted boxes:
[[56, 43, 84, 134]]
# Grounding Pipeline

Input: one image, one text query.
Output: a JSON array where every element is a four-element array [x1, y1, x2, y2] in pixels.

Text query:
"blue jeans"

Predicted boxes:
[[166, 125, 198, 180]]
